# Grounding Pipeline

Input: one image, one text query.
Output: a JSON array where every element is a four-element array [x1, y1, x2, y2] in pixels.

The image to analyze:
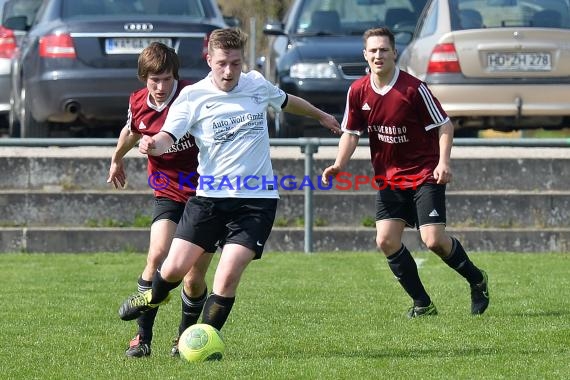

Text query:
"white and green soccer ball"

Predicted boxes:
[[178, 324, 225, 363]]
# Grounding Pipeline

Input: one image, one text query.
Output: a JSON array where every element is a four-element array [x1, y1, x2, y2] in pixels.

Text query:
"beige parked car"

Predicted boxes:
[[397, 0, 570, 136]]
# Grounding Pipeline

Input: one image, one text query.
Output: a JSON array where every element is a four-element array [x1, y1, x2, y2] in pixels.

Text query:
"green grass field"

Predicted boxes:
[[1, 251, 569, 379]]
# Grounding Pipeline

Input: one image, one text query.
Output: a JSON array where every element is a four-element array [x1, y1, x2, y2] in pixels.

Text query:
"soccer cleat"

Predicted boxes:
[[407, 302, 438, 318], [118, 290, 171, 321], [170, 337, 180, 357], [471, 269, 490, 315], [125, 334, 151, 358]]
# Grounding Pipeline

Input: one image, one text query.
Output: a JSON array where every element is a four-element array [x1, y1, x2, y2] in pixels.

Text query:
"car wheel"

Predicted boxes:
[[454, 128, 479, 138], [20, 88, 49, 138], [275, 111, 304, 138], [8, 91, 21, 138]]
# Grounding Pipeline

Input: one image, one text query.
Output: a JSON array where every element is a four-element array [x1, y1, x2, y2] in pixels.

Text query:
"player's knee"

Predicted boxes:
[[146, 252, 166, 271], [422, 236, 446, 255], [183, 275, 207, 296], [376, 235, 399, 254]]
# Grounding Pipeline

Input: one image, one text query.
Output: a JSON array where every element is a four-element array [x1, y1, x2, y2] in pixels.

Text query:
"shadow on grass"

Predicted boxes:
[[507, 310, 570, 317], [327, 347, 500, 359]]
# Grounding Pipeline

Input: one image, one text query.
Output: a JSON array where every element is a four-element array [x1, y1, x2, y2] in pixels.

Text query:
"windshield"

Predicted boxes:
[[294, 0, 427, 35], [62, 0, 208, 19], [450, 0, 570, 30]]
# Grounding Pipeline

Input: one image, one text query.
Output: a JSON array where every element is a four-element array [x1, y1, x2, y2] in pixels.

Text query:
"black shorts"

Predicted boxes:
[[174, 197, 278, 259], [375, 183, 446, 229], [152, 197, 186, 224]]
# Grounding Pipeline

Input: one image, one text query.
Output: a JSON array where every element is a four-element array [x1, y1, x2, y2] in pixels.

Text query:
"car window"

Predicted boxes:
[[450, 0, 570, 30], [62, 0, 208, 18], [294, 0, 424, 35], [417, 0, 438, 37], [2, 0, 42, 27]]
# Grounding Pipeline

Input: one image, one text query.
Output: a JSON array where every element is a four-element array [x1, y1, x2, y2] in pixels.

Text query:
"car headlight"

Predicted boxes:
[[290, 62, 337, 79]]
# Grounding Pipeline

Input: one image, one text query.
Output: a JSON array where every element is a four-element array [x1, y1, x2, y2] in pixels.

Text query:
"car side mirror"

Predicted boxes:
[[263, 21, 285, 36], [2, 15, 28, 31], [223, 16, 240, 28], [394, 31, 413, 45]]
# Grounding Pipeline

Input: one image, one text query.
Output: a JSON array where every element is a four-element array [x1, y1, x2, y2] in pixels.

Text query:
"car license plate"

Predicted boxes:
[[487, 52, 551, 71], [105, 38, 173, 54]]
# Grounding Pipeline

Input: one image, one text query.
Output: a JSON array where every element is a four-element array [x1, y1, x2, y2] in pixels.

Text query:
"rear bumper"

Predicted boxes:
[[430, 83, 570, 117], [25, 67, 209, 123], [278, 77, 351, 127]]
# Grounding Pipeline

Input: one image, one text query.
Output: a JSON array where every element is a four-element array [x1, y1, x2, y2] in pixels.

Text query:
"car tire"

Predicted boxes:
[[275, 111, 304, 138], [20, 87, 49, 138], [8, 92, 21, 138]]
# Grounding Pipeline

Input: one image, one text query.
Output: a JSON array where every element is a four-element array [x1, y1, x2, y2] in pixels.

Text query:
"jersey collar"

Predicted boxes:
[[147, 80, 178, 112], [370, 67, 399, 96]]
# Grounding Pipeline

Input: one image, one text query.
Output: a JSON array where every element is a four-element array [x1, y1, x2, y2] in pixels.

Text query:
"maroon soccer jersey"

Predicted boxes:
[[127, 80, 199, 203], [342, 68, 449, 189]]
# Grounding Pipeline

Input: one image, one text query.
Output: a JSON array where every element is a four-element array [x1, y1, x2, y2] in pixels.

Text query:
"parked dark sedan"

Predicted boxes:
[[4, 0, 232, 137], [262, 0, 427, 137]]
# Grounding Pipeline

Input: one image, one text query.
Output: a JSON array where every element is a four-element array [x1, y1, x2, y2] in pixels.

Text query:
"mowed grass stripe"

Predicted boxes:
[[1, 252, 568, 379]]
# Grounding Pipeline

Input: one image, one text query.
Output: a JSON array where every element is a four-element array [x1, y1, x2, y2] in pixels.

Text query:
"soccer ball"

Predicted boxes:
[[178, 324, 225, 363]]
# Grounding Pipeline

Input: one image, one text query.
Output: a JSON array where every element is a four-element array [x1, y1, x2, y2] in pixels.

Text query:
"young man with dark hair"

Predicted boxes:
[[323, 27, 489, 317]]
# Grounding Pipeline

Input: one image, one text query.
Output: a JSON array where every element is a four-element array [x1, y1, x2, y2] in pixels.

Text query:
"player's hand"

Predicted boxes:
[[107, 160, 127, 189], [433, 163, 452, 184], [320, 113, 341, 135], [138, 135, 155, 155], [321, 164, 342, 186]]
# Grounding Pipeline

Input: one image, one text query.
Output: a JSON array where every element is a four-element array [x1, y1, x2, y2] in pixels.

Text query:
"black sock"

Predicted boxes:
[[151, 270, 181, 303], [178, 288, 208, 336], [201, 293, 235, 331], [387, 245, 431, 307], [442, 237, 483, 285], [136, 277, 158, 343]]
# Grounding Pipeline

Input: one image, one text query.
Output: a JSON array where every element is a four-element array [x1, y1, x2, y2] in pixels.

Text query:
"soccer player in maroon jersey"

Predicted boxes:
[[107, 42, 213, 357], [322, 27, 489, 317]]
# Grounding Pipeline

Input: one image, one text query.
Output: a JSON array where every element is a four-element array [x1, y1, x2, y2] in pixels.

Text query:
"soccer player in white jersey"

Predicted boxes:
[[108, 42, 214, 357], [117, 28, 341, 334], [323, 27, 489, 317]]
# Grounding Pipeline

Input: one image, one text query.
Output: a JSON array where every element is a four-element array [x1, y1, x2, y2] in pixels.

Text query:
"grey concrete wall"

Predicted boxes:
[[1, 155, 570, 191], [0, 146, 568, 253], [1, 227, 569, 253], [1, 190, 568, 228]]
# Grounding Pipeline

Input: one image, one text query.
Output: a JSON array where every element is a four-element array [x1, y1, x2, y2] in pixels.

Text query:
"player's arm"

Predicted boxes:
[[433, 119, 454, 184], [138, 131, 175, 156], [282, 94, 341, 134], [321, 132, 359, 186], [107, 125, 141, 188]]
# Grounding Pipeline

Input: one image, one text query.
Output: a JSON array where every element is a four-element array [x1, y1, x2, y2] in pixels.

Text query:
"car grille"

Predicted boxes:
[[339, 63, 368, 79]]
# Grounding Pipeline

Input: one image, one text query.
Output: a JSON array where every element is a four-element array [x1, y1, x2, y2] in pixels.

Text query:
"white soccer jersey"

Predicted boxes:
[[162, 70, 286, 198]]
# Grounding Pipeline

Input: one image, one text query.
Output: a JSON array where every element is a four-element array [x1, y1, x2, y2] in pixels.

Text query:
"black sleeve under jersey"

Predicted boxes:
[[281, 94, 289, 109], [164, 131, 177, 143]]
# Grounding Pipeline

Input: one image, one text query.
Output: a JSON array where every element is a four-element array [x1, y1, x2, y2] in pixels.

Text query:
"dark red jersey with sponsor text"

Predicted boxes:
[[127, 80, 199, 202], [342, 69, 449, 189]]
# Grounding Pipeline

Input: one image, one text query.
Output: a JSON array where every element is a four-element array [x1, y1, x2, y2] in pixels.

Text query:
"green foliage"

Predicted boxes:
[[361, 215, 375, 227], [132, 213, 152, 228], [1, 252, 569, 379], [85, 218, 128, 227], [85, 213, 152, 228], [273, 216, 290, 227]]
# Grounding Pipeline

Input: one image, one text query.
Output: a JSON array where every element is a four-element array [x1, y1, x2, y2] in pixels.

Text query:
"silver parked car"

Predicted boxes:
[[397, 0, 570, 136]]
